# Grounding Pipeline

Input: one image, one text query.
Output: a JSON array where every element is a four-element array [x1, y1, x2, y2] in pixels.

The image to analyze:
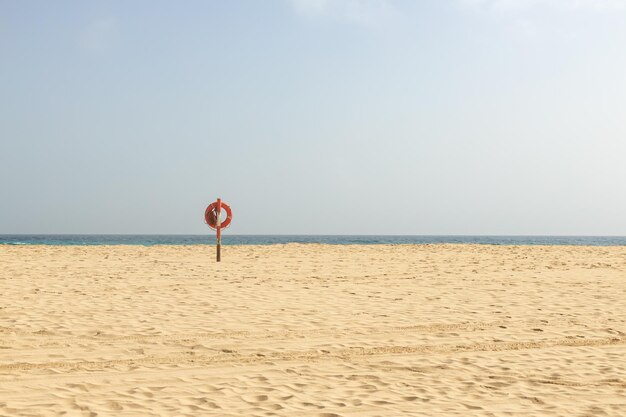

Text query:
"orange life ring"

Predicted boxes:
[[205, 201, 232, 229]]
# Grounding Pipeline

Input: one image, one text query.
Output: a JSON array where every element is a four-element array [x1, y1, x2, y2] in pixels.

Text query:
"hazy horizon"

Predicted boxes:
[[2, 1, 625, 235], [2, 233, 626, 237]]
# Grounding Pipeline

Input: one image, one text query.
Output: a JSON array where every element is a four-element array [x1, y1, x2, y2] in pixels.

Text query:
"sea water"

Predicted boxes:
[[1, 235, 625, 246]]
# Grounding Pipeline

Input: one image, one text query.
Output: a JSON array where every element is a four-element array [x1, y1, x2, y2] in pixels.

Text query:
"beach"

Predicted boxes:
[[1, 243, 625, 416]]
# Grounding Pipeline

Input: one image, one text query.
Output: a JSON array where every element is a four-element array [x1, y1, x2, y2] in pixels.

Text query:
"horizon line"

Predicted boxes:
[[2, 233, 626, 238]]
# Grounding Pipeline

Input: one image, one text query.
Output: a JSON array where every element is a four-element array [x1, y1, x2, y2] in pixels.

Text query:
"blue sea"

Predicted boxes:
[[1, 235, 625, 246]]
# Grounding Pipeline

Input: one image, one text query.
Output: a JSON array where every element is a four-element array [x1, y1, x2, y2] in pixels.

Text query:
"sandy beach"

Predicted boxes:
[[1, 244, 625, 416]]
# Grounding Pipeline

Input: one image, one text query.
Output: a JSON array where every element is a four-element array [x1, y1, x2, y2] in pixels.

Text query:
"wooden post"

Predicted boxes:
[[216, 198, 222, 262]]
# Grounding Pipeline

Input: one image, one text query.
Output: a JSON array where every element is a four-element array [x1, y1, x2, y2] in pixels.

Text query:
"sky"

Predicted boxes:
[[1, 0, 625, 235]]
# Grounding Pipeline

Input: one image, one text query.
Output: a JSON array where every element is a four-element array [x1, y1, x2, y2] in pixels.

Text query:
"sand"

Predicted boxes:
[[1, 244, 625, 416]]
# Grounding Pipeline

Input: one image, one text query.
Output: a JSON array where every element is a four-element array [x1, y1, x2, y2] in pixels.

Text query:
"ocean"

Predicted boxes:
[[1, 235, 625, 246]]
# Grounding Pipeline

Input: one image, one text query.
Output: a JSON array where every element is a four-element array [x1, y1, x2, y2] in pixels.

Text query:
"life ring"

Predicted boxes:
[[205, 201, 232, 229]]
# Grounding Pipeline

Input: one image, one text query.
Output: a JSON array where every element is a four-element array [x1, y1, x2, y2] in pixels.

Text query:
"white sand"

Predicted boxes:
[[1, 244, 625, 416]]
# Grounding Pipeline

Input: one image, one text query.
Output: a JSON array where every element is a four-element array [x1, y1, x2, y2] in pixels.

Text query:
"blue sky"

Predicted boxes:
[[1, 0, 625, 235]]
